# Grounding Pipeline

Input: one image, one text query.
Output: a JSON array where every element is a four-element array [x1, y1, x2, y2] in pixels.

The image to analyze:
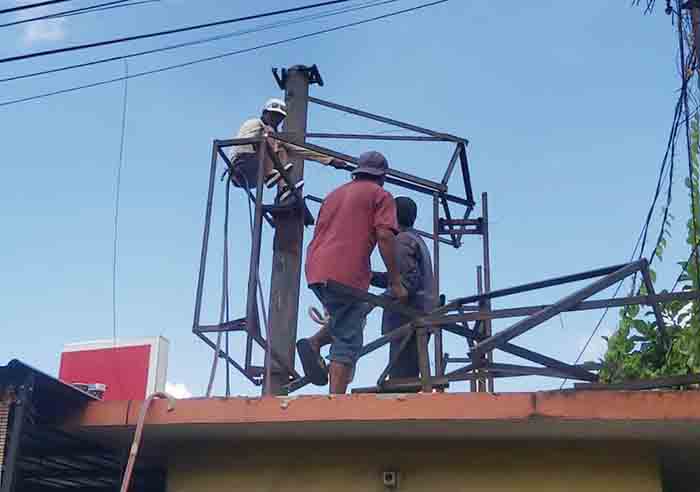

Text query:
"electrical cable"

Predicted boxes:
[[0, 0, 75, 15], [241, 172, 272, 393], [110, 60, 129, 398], [1, 0, 398, 84], [0, 0, 353, 64], [0, 0, 158, 29], [678, 1, 700, 289], [205, 178, 231, 398], [0, 0, 449, 108]]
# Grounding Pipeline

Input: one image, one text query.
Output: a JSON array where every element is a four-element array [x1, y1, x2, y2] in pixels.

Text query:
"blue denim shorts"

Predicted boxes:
[[310, 283, 370, 366]]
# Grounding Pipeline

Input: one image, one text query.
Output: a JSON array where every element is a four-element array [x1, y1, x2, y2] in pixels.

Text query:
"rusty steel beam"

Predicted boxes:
[[574, 373, 700, 391], [192, 143, 219, 332], [306, 132, 450, 141], [471, 261, 644, 357], [433, 193, 444, 378], [641, 259, 669, 341], [424, 290, 700, 324], [449, 262, 630, 306], [308, 96, 467, 143], [214, 137, 264, 148], [441, 143, 462, 185], [268, 133, 452, 196]]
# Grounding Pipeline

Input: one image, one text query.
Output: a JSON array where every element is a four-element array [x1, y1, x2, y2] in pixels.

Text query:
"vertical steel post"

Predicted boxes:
[[481, 192, 494, 392], [1, 378, 31, 492], [432, 193, 444, 377], [266, 67, 311, 395], [192, 143, 219, 331], [242, 143, 267, 392], [473, 266, 483, 392], [247, 144, 266, 347]]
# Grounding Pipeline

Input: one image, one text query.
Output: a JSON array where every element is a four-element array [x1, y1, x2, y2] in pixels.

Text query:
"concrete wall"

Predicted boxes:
[[166, 440, 660, 492]]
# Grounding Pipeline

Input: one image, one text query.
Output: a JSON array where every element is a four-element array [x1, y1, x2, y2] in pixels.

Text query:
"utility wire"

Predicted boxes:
[[1, 0, 398, 84], [0, 0, 75, 15], [110, 60, 128, 399], [0, 0, 158, 29], [0, 0, 352, 64], [0, 0, 449, 108], [112, 59, 128, 343], [678, 1, 700, 289]]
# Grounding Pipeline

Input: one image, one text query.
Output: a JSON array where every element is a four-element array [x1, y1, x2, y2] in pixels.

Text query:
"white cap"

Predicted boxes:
[[263, 98, 287, 117]]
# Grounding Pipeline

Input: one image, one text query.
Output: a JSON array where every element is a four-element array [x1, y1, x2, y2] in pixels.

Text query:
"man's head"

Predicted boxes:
[[395, 196, 417, 228], [352, 151, 389, 185], [261, 98, 287, 129]]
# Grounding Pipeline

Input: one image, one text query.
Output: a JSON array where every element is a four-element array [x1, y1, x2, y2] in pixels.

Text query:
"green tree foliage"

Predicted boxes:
[[600, 116, 700, 382]]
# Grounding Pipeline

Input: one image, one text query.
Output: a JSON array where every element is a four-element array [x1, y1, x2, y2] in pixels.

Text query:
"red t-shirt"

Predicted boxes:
[[305, 180, 398, 290]]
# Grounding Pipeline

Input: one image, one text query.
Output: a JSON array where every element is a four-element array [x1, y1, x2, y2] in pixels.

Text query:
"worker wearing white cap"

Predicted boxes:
[[228, 98, 344, 201]]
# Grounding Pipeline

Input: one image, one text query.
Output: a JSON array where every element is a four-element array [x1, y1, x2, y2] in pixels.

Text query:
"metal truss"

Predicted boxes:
[[312, 260, 700, 394], [192, 96, 478, 392], [192, 90, 700, 395]]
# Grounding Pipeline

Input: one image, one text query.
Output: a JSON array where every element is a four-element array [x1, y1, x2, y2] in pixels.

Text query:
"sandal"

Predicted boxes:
[[279, 179, 304, 202], [265, 170, 282, 188], [296, 338, 328, 386]]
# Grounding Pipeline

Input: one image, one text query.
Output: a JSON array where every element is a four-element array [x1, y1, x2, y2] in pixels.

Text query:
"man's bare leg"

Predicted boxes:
[[329, 362, 353, 394], [308, 326, 332, 353]]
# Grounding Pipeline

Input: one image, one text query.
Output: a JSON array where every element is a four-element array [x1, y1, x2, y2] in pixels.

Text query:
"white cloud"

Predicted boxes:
[[11, 0, 67, 46], [165, 382, 193, 399], [23, 18, 66, 45]]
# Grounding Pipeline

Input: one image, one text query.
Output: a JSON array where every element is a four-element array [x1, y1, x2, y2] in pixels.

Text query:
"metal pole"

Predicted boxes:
[[247, 144, 266, 353], [432, 193, 444, 378], [481, 192, 494, 392], [192, 143, 219, 331], [472, 266, 482, 392], [266, 66, 312, 395]]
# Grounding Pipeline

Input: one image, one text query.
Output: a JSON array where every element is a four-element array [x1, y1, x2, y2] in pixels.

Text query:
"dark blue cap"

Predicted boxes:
[[352, 151, 389, 177]]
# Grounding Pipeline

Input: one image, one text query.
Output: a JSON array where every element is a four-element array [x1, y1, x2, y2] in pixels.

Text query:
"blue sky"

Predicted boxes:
[[0, 1, 688, 396]]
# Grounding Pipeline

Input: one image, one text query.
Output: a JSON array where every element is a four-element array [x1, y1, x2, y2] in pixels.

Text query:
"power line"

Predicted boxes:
[[0, 0, 75, 15], [678, 1, 700, 289], [0, 0, 158, 29], [0, 0, 450, 108], [1, 0, 398, 84], [0, 0, 353, 64], [109, 60, 128, 398], [112, 59, 128, 344]]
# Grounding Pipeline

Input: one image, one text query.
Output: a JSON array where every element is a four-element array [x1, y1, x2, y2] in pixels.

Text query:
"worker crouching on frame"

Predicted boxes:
[[371, 196, 438, 385], [297, 151, 408, 394], [227, 98, 345, 201]]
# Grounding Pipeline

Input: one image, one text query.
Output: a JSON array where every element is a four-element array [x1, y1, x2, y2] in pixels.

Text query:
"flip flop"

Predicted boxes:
[[296, 339, 328, 386]]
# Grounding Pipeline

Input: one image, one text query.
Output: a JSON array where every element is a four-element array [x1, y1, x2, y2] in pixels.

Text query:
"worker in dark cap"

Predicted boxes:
[[298, 151, 408, 394], [370, 196, 437, 385]]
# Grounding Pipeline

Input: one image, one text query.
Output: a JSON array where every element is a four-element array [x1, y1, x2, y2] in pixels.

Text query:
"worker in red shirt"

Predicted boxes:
[[297, 151, 408, 394]]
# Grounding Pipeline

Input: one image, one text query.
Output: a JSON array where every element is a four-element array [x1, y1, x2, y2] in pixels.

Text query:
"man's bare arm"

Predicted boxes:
[[377, 227, 408, 302]]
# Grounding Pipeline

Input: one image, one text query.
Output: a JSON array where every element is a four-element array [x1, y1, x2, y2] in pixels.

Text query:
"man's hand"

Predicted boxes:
[[330, 158, 347, 170], [389, 279, 409, 303]]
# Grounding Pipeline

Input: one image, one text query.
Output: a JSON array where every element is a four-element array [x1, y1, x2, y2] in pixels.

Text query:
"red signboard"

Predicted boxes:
[[59, 338, 168, 401]]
